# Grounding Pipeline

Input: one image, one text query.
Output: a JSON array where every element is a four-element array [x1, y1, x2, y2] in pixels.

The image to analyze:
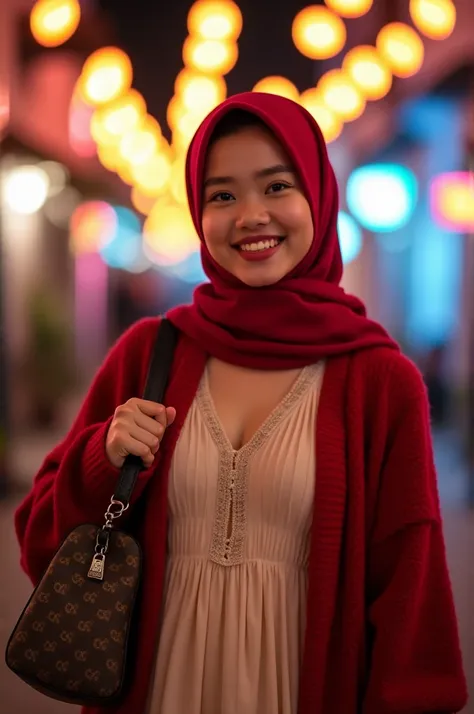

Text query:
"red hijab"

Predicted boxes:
[[167, 92, 398, 368]]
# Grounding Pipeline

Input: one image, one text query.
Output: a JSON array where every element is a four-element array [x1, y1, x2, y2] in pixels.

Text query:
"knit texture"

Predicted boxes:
[[15, 317, 467, 714]]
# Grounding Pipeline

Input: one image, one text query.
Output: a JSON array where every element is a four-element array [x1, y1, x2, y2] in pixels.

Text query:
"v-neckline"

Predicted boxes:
[[197, 363, 321, 458]]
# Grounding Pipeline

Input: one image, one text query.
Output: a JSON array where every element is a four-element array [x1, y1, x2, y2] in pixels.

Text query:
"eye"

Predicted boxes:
[[208, 191, 235, 203], [267, 182, 291, 194]]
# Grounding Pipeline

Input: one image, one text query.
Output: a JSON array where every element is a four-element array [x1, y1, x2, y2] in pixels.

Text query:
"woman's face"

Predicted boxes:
[[201, 125, 314, 287]]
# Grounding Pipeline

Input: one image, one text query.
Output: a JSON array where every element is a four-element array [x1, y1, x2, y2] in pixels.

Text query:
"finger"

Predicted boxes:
[[165, 407, 176, 425], [120, 436, 154, 466], [133, 412, 164, 439], [128, 425, 160, 451], [135, 400, 166, 418]]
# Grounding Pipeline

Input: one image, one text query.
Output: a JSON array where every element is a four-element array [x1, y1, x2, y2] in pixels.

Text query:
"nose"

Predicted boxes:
[[234, 197, 271, 231]]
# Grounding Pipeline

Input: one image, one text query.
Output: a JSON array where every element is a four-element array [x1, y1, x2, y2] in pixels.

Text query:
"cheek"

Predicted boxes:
[[280, 200, 314, 244]]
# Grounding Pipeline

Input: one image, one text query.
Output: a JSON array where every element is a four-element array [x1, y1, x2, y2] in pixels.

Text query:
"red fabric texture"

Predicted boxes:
[[168, 92, 398, 369], [15, 318, 467, 714]]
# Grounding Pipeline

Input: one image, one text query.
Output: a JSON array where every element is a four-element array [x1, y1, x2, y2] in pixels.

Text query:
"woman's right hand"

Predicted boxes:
[[105, 398, 176, 469]]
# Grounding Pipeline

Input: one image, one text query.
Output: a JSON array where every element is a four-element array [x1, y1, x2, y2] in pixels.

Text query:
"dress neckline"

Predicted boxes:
[[197, 363, 323, 459]]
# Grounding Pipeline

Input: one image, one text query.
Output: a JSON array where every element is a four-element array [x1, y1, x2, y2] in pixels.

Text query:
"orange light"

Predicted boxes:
[[300, 88, 343, 143], [292, 6, 346, 60], [342, 45, 392, 101], [183, 36, 238, 75], [30, 0, 81, 48], [252, 76, 300, 102], [409, 0, 456, 40], [132, 152, 172, 197], [144, 202, 200, 265], [131, 187, 158, 216], [376, 22, 424, 78], [175, 69, 227, 114], [69, 201, 117, 254], [91, 90, 147, 146], [324, 0, 373, 18], [318, 69, 366, 121], [187, 0, 243, 41], [119, 115, 162, 166], [78, 47, 133, 106]]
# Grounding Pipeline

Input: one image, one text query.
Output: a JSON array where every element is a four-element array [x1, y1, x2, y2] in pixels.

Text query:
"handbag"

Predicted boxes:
[[5, 318, 178, 707]]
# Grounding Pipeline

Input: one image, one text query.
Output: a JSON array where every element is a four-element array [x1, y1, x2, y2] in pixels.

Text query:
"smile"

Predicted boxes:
[[234, 237, 285, 262]]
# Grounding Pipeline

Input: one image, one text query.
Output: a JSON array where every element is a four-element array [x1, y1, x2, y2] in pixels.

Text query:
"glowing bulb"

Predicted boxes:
[[252, 76, 300, 102], [132, 152, 172, 197], [342, 45, 392, 101], [318, 70, 366, 121], [175, 70, 227, 114], [183, 36, 238, 75], [119, 115, 162, 166], [324, 0, 373, 18], [292, 6, 346, 60], [91, 90, 147, 146], [300, 88, 343, 142], [187, 0, 243, 41], [30, 0, 81, 48], [376, 22, 424, 78], [409, 0, 456, 40], [3, 165, 49, 214], [78, 47, 133, 106]]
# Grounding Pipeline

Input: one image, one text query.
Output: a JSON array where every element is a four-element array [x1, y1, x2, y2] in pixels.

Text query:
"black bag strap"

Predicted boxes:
[[112, 318, 179, 507]]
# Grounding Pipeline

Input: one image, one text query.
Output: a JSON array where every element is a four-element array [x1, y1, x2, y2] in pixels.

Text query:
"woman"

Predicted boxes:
[[15, 92, 467, 714]]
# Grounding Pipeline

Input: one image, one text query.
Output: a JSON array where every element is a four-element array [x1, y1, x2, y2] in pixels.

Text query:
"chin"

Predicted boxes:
[[235, 267, 286, 288]]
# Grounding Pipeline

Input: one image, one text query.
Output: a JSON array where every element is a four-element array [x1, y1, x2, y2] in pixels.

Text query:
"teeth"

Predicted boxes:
[[240, 238, 280, 252]]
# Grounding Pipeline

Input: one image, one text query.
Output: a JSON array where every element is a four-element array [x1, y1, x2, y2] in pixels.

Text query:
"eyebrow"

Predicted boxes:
[[203, 163, 295, 189]]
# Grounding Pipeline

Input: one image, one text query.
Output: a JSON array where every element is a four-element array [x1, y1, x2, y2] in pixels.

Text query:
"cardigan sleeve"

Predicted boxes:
[[14, 317, 162, 585], [363, 357, 468, 714]]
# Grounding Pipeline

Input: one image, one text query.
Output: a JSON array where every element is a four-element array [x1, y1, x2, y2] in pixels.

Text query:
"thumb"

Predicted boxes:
[[165, 406, 176, 426]]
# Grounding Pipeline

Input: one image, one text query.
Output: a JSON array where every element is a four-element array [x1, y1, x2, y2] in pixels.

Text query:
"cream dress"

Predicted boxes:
[[147, 362, 325, 714]]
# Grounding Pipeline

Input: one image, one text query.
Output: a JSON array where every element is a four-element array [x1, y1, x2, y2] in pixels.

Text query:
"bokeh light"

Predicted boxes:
[[409, 0, 456, 40], [292, 6, 346, 60], [78, 47, 133, 106], [91, 90, 147, 147], [324, 0, 373, 17], [131, 152, 172, 197], [131, 186, 158, 216], [187, 0, 243, 41], [430, 171, 474, 232], [337, 210, 363, 264], [183, 36, 238, 75], [175, 70, 227, 114], [342, 45, 392, 101], [99, 206, 143, 270], [30, 0, 81, 48], [347, 163, 418, 232], [299, 88, 343, 143], [118, 115, 162, 166], [252, 76, 300, 102], [3, 165, 49, 215], [318, 69, 366, 121], [144, 202, 200, 265], [376, 22, 424, 78], [38, 160, 69, 197], [158, 250, 208, 284], [69, 201, 117, 254]]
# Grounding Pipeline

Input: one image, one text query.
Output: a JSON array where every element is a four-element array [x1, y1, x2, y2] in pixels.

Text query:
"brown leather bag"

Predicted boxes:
[[5, 319, 178, 706]]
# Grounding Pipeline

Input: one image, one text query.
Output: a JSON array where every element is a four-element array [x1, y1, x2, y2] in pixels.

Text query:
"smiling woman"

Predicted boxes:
[[201, 109, 314, 286], [14, 91, 467, 714]]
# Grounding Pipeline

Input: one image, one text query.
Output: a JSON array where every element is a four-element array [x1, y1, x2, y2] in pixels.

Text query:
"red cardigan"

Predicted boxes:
[[15, 317, 467, 714]]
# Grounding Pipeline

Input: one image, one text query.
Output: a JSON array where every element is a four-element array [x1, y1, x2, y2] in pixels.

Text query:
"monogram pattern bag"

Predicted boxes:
[[5, 319, 178, 706]]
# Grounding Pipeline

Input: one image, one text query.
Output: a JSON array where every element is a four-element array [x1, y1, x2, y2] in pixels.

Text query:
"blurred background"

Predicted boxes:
[[0, 0, 473, 710]]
